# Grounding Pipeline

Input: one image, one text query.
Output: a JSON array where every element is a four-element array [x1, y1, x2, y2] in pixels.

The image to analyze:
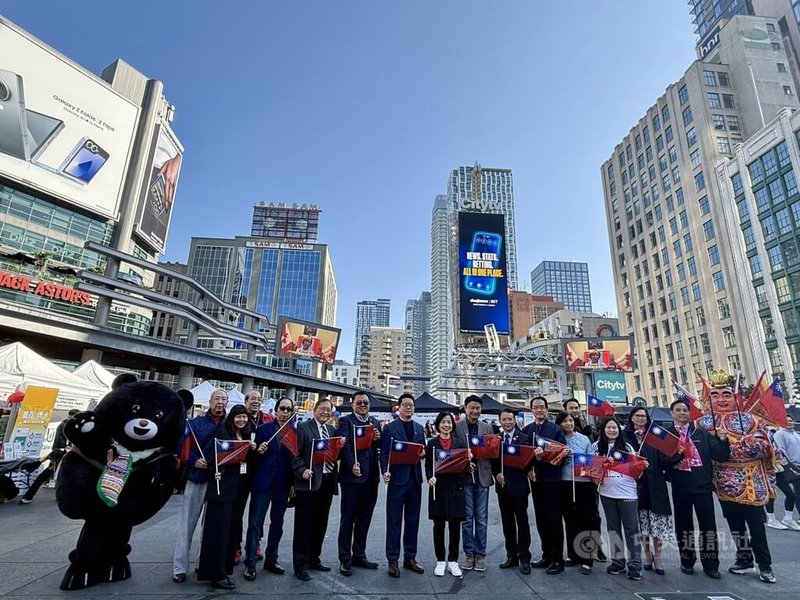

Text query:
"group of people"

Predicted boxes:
[[169, 370, 791, 590]]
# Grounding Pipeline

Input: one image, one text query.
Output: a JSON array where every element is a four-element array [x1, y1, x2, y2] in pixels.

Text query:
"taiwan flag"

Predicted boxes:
[[215, 439, 251, 466], [434, 447, 470, 474], [469, 434, 501, 460], [179, 421, 199, 465], [279, 418, 299, 456], [502, 443, 536, 470], [673, 381, 705, 421], [311, 437, 346, 464], [587, 395, 615, 418], [606, 449, 648, 479], [643, 424, 681, 456], [388, 440, 425, 465], [535, 437, 570, 465], [354, 423, 376, 451], [573, 453, 608, 484]]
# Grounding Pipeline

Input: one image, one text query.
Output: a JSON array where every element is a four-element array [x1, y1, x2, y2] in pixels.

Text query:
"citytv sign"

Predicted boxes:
[[593, 371, 627, 405]]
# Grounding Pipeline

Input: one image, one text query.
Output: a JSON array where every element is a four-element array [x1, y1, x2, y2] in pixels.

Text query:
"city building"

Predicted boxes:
[[715, 107, 800, 388], [148, 261, 187, 342], [332, 359, 360, 387], [353, 298, 391, 364], [601, 14, 799, 404], [508, 291, 565, 341], [430, 194, 454, 397], [358, 326, 411, 394], [404, 291, 432, 396], [250, 201, 320, 241], [530, 261, 593, 313]]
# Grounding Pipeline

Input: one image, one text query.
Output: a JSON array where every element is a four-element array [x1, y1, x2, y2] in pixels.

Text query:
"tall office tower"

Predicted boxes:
[[601, 14, 799, 405], [715, 107, 800, 391], [689, 0, 755, 39], [250, 201, 321, 241], [353, 298, 391, 364], [430, 194, 454, 396], [531, 261, 593, 313], [358, 326, 411, 394], [405, 291, 432, 396]]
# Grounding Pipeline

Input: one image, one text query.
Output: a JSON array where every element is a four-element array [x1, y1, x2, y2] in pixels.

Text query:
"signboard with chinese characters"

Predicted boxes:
[[10, 385, 58, 458]]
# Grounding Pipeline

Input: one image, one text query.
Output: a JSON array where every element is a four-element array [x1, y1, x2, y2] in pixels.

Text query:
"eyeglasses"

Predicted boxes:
[[354, 400, 369, 406], [277, 406, 294, 412], [317, 407, 332, 413]]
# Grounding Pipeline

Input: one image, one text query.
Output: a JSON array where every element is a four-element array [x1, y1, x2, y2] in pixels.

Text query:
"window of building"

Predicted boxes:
[[679, 85, 689, 104], [703, 70, 717, 86], [700, 333, 711, 353], [763, 217, 777, 242], [690, 149, 702, 168], [727, 115, 740, 131], [668, 145, 677, 163], [713, 271, 725, 291], [695, 171, 705, 191], [636, 134, 642, 151], [703, 220, 715, 240], [699, 195, 710, 215], [707, 92, 721, 108], [692, 281, 702, 301], [657, 135, 665, 153], [785, 86, 794, 96], [689, 335, 698, 355], [722, 94, 735, 108], [776, 207, 792, 234], [677, 262, 686, 281], [786, 171, 799, 196], [646, 146, 654, 163], [768, 244, 784, 270], [685, 309, 694, 329], [672, 166, 681, 183], [708, 244, 720, 265], [718, 72, 729, 87], [681, 286, 690, 305], [768, 22, 777, 33], [732, 172, 744, 195], [687, 128, 697, 147], [749, 254, 762, 275], [683, 105, 694, 125], [723, 326, 736, 348], [688, 256, 697, 277], [764, 151, 779, 177], [776, 276, 791, 303], [670, 217, 678, 235], [718, 297, 730, 319], [778, 62, 787, 73], [679, 210, 688, 229], [743, 226, 756, 251], [712, 114, 726, 130], [717, 136, 731, 154]]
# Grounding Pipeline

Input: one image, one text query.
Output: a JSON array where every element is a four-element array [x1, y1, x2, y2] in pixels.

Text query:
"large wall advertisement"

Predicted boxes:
[[277, 316, 341, 365], [458, 212, 510, 334], [0, 19, 139, 218], [564, 336, 634, 373], [135, 124, 183, 253]]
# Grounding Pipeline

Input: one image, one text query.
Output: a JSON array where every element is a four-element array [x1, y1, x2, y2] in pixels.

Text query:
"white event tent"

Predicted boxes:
[[72, 360, 116, 392]]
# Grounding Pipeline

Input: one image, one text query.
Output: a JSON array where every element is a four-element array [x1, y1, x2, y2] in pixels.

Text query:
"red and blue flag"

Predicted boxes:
[[587, 395, 615, 418], [469, 434, 501, 460]]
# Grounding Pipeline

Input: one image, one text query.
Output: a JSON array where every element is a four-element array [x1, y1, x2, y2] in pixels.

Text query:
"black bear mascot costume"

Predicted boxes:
[[56, 373, 192, 590]]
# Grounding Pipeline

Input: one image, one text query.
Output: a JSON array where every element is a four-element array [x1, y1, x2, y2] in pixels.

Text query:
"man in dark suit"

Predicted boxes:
[[523, 396, 568, 574], [290, 397, 339, 581], [381, 392, 426, 578], [454, 394, 494, 572], [336, 391, 382, 575], [492, 408, 533, 574]]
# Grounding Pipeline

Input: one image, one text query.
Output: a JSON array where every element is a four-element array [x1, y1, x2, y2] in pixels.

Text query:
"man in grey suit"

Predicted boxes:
[[291, 398, 339, 581], [454, 394, 494, 572]]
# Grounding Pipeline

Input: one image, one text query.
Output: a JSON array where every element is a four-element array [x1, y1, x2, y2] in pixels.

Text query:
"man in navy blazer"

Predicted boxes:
[[336, 391, 382, 575], [380, 392, 426, 578], [290, 398, 339, 581]]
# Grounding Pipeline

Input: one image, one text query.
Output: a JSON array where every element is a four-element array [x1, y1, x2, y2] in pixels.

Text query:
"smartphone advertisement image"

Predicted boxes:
[[458, 211, 510, 334], [0, 19, 138, 218]]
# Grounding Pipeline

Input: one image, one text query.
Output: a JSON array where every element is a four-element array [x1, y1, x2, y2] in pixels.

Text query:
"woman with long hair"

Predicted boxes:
[[425, 411, 468, 577], [622, 407, 673, 575], [591, 416, 644, 581], [197, 404, 255, 590]]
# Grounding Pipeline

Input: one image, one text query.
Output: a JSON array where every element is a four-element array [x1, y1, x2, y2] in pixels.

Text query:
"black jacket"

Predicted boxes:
[[491, 428, 532, 497], [663, 423, 730, 494], [291, 419, 339, 493], [337, 413, 381, 485], [523, 420, 567, 482], [425, 436, 466, 520], [202, 426, 251, 503], [622, 427, 672, 515]]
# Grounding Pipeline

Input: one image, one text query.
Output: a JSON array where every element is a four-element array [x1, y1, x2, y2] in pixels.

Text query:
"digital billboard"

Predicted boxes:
[[564, 337, 634, 373], [458, 212, 510, 334], [276, 317, 341, 365], [0, 19, 139, 218], [135, 123, 183, 253], [593, 372, 628, 404]]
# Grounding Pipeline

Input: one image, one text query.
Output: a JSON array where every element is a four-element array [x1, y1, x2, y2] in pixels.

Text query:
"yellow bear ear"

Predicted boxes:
[[177, 389, 194, 412]]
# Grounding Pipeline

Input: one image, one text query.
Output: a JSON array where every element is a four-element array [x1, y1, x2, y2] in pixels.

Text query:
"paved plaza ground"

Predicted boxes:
[[1, 484, 799, 599]]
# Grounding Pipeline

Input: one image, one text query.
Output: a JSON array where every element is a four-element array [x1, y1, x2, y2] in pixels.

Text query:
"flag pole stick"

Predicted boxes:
[[386, 437, 393, 485], [188, 421, 206, 462], [309, 437, 314, 491], [571, 457, 576, 503], [432, 445, 436, 502], [353, 423, 358, 466], [638, 421, 652, 454], [265, 412, 296, 446], [214, 437, 220, 496]]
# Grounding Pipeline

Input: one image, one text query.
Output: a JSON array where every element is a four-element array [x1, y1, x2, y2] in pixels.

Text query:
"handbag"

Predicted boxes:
[[783, 461, 800, 483]]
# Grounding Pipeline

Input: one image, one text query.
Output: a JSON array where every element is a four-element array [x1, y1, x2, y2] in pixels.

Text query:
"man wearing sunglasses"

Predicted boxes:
[[336, 391, 382, 575], [242, 397, 296, 581]]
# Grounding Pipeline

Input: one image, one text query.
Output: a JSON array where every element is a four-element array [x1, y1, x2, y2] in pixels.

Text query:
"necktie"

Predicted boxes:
[[505, 433, 512, 446], [321, 425, 332, 474]]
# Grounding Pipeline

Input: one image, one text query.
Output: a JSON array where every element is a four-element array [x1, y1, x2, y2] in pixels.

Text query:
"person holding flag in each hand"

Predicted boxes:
[[197, 405, 255, 591], [290, 397, 341, 582], [426, 411, 470, 577], [336, 391, 382, 576]]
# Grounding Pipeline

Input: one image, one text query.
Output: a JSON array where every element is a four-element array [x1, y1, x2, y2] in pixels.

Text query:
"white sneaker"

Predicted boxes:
[[766, 516, 787, 529], [447, 561, 462, 577], [782, 517, 800, 530], [434, 561, 446, 576]]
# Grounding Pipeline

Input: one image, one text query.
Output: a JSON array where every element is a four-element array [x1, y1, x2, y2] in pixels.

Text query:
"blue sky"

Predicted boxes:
[[4, 1, 697, 361]]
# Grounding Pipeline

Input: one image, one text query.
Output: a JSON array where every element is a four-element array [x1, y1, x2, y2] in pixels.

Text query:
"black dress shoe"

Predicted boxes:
[[520, 562, 531, 575], [499, 557, 519, 569], [403, 558, 425, 573], [340, 560, 353, 576], [212, 577, 235, 590], [680, 565, 695, 575], [311, 561, 331, 572], [546, 562, 565, 575], [704, 569, 722, 579], [172, 573, 186, 583], [264, 561, 285, 574], [565, 559, 579, 567], [531, 558, 550, 569], [243, 566, 256, 581], [388, 561, 400, 578], [352, 557, 379, 569], [295, 570, 311, 581]]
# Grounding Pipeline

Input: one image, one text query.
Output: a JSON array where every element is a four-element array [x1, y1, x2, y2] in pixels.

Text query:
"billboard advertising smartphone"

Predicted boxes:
[[0, 18, 139, 218], [458, 211, 510, 334], [276, 317, 341, 365], [564, 337, 634, 372], [135, 123, 183, 253]]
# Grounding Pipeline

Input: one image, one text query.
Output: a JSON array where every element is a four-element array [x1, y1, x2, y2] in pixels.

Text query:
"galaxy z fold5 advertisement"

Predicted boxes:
[[0, 18, 138, 218], [458, 211, 510, 334]]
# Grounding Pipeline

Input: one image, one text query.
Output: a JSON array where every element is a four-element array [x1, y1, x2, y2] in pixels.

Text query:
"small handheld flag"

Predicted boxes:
[[573, 453, 608, 485], [469, 434, 501, 460], [434, 447, 470, 474], [215, 439, 251, 466], [279, 418, 299, 456], [673, 381, 706, 421], [502, 443, 536, 470], [606, 449, 648, 479], [387, 440, 425, 465], [535, 437, 570, 465], [354, 423, 376, 451], [587, 395, 615, 418], [311, 437, 345, 464], [643, 424, 681, 456]]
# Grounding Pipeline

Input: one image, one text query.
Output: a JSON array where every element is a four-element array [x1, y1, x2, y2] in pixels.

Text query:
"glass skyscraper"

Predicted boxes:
[[531, 261, 593, 314], [353, 298, 391, 364]]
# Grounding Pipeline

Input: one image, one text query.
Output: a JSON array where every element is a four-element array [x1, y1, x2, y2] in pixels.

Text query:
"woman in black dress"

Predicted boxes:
[[425, 411, 469, 577], [197, 404, 255, 590]]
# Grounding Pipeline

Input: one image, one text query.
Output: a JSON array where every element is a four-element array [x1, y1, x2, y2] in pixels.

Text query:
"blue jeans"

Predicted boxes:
[[462, 483, 489, 557], [244, 488, 288, 568]]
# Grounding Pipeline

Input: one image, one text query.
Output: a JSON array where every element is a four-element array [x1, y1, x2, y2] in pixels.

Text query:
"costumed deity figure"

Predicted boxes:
[[696, 368, 777, 583]]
